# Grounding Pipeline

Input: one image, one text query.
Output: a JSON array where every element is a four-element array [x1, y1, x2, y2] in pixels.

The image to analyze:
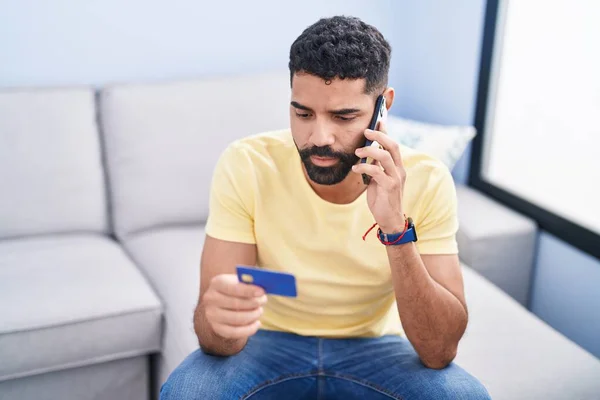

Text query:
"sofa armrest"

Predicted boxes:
[[456, 184, 537, 306]]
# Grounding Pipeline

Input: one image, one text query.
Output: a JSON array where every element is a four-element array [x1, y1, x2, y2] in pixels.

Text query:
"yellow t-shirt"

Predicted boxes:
[[205, 129, 458, 338]]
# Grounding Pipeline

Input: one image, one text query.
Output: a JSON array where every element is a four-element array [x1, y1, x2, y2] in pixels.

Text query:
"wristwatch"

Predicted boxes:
[[377, 217, 418, 245]]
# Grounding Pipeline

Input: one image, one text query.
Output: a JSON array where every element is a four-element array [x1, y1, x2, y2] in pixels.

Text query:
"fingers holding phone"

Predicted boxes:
[[360, 94, 388, 184], [364, 120, 404, 170]]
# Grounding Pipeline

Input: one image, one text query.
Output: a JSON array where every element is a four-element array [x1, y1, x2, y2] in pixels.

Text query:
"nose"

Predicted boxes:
[[309, 119, 335, 147]]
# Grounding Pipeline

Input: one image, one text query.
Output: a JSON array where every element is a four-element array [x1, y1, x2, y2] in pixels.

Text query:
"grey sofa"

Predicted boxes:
[[1, 71, 599, 400]]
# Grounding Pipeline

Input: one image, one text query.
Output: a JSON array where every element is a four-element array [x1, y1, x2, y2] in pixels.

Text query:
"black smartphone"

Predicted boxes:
[[360, 94, 387, 185]]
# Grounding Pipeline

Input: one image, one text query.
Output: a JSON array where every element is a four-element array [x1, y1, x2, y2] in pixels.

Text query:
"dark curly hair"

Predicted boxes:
[[289, 16, 391, 94]]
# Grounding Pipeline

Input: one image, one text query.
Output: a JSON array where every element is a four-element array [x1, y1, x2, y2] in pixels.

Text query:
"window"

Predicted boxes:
[[470, 0, 600, 260]]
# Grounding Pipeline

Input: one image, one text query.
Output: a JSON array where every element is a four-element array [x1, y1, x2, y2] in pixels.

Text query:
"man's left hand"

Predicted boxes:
[[352, 121, 406, 234]]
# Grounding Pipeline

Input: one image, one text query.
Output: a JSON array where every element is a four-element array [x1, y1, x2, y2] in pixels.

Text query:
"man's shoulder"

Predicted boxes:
[[400, 143, 455, 192], [218, 128, 296, 176], [401, 143, 450, 173], [226, 129, 294, 157]]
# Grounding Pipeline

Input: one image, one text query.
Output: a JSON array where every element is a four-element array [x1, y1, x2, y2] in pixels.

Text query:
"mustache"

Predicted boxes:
[[299, 146, 352, 159]]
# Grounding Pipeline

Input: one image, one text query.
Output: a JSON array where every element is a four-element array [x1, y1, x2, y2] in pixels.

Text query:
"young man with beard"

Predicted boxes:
[[160, 15, 491, 400]]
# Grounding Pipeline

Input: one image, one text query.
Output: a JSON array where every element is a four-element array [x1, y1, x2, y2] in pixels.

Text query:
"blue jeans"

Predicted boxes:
[[160, 330, 491, 400]]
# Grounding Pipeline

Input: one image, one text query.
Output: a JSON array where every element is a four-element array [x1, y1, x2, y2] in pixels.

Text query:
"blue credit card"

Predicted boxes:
[[236, 266, 297, 297]]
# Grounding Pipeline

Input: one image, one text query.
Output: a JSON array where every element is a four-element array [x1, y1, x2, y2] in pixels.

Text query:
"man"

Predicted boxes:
[[161, 16, 491, 399]]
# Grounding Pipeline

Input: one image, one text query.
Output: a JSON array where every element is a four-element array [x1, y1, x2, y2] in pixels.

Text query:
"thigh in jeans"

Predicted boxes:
[[160, 330, 318, 400], [322, 335, 491, 400]]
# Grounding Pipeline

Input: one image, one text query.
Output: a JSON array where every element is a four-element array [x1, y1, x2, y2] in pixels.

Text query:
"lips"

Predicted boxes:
[[310, 155, 339, 167]]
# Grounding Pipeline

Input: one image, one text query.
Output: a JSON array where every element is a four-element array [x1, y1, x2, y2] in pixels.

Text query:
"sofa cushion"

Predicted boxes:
[[99, 71, 291, 238], [0, 234, 162, 382], [123, 226, 204, 387], [456, 185, 537, 306], [386, 115, 476, 170], [0, 89, 108, 239], [458, 265, 600, 399]]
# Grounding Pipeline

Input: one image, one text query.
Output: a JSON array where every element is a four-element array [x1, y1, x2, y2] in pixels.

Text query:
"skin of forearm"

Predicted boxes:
[[387, 243, 468, 369]]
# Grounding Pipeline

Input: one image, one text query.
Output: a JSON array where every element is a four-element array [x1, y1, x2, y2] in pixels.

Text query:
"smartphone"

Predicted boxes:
[[360, 95, 388, 185]]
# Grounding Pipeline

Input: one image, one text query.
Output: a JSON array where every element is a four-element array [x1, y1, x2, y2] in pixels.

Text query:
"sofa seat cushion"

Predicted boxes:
[[457, 265, 600, 399], [123, 226, 204, 386], [0, 234, 163, 382]]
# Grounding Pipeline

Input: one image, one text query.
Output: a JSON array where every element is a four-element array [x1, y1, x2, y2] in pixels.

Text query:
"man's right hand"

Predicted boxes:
[[202, 274, 267, 340]]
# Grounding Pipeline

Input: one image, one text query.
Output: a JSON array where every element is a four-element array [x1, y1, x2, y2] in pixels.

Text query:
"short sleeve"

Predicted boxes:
[[414, 166, 459, 255], [204, 143, 256, 244]]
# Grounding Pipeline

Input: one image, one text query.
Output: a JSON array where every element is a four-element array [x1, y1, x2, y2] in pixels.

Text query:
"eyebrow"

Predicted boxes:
[[290, 101, 361, 115]]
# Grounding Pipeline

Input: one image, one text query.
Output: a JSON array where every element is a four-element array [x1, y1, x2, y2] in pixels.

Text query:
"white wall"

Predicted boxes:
[[0, 0, 398, 88], [390, 0, 486, 184]]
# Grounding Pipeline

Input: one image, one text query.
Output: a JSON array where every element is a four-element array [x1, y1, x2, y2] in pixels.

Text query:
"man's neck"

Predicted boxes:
[[302, 164, 367, 205]]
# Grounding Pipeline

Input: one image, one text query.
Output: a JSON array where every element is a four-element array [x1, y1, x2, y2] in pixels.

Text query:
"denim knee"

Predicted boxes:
[[159, 363, 201, 400], [426, 369, 492, 400], [159, 350, 221, 400]]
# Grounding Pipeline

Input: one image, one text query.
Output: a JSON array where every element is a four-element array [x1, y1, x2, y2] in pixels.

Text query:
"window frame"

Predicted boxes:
[[468, 0, 600, 261]]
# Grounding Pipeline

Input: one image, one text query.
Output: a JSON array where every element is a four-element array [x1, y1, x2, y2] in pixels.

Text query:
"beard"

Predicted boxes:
[[296, 144, 360, 185]]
